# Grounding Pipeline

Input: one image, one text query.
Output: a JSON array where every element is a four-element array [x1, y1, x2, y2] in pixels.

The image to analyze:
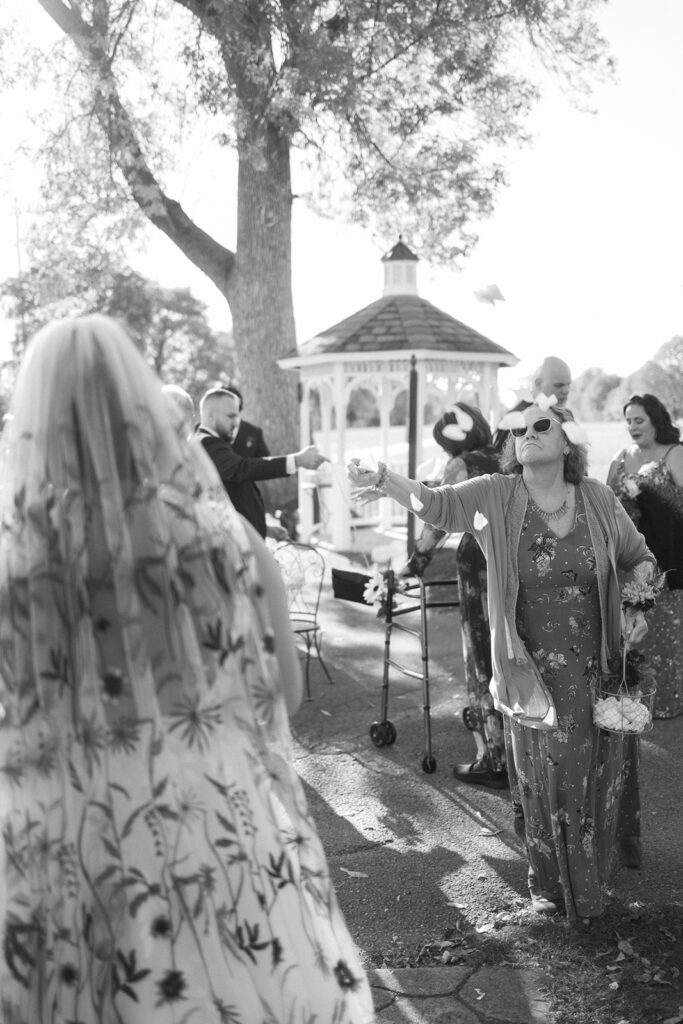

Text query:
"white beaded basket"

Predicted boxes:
[[592, 671, 655, 735]]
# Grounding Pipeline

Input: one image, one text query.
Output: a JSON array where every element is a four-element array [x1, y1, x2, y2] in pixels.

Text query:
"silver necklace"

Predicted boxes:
[[525, 486, 570, 521]]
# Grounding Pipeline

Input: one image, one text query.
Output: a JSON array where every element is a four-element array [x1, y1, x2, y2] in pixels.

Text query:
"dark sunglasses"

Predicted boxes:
[[511, 417, 556, 438]]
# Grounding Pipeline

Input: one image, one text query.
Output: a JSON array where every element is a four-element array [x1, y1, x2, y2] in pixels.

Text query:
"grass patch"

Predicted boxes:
[[370, 896, 683, 1024]]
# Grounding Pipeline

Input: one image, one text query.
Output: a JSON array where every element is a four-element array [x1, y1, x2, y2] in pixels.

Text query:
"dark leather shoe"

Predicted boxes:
[[620, 836, 642, 869], [452, 760, 508, 790]]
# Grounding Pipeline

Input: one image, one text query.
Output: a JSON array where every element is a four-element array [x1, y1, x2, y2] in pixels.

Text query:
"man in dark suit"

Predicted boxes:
[[222, 384, 271, 458], [197, 388, 328, 538]]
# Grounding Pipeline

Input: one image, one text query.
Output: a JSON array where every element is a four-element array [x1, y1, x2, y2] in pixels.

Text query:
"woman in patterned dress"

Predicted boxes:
[[348, 402, 657, 922], [404, 403, 506, 789], [0, 316, 373, 1024], [607, 393, 683, 718]]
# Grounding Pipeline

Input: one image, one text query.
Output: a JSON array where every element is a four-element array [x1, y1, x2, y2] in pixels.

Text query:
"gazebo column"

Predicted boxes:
[[331, 363, 351, 548], [481, 362, 499, 425], [314, 381, 335, 544], [415, 361, 426, 475], [379, 381, 393, 532], [297, 381, 315, 542]]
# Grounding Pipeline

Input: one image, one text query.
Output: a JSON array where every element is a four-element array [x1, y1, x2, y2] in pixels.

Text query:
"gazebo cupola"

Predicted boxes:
[[278, 239, 518, 548], [381, 237, 419, 296]]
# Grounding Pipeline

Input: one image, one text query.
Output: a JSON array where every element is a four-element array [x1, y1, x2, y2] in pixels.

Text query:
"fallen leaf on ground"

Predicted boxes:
[[339, 867, 368, 878], [474, 989, 486, 1000], [319, 709, 332, 716], [479, 828, 501, 836]]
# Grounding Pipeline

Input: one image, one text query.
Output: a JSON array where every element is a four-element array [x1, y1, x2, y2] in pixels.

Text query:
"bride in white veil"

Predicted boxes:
[[0, 315, 372, 1023]]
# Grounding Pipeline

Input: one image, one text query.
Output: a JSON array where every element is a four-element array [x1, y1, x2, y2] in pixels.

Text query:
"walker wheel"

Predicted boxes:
[[422, 755, 437, 774], [369, 722, 387, 748], [384, 721, 397, 745], [462, 708, 478, 731]]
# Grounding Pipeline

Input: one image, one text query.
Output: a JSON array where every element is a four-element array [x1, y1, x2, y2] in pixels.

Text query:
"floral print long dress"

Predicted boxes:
[[609, 450, 683, 717], [0, 482, 374, 1023], [505, 493, 634, 920]]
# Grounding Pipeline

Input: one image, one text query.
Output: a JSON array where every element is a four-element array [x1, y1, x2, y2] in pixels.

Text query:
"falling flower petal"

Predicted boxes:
[[473, 511, 488, 531], [497, 411, 526, 431], [561, 421, 589, 445], [536, 392, 558, 411], [450, 405, 474, 432], [441, 423, 466, 441], [357, 452, 379, 472], [410, 492, 424, 512]]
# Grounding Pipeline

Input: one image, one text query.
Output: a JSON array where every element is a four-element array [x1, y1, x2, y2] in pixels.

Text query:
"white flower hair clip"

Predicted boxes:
[[473, 511, 488, 531], [535, 392, 558, 411], [440, 405, 474, 442], [497, 410, 526, 431], [561, 421, 589, 446]]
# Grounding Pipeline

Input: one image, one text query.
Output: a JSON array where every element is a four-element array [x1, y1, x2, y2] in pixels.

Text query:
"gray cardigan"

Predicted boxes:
[[415, 474, 655, 727]]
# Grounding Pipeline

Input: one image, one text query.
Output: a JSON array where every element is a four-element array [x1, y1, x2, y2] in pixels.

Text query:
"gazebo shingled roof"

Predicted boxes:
[[285, 294, 514, 360]]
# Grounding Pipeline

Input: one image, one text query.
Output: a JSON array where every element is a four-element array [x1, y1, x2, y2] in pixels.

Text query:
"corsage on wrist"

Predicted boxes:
[[375, 461, 390, 493], [621, 565, 665, 612]]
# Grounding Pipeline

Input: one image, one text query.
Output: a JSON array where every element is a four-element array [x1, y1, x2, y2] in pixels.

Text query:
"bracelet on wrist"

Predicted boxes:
[[375, 461, 390, 493]]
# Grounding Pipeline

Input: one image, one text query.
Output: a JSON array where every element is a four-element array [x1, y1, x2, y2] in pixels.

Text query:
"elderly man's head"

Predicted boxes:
[[532, 357, 572, 408]]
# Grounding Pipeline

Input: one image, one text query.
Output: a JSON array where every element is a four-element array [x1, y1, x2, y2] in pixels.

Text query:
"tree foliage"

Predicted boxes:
[[0, 264, 232, 400], [5, 0, 613, 476], [572, 338, 683, 421]]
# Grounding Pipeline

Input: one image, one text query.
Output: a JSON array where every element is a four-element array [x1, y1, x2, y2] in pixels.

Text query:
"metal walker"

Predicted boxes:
[[369, 570, 459, 773]]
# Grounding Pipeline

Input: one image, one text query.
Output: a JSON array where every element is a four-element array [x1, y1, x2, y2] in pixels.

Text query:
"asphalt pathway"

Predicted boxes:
[[288, 544, 683, 1022]]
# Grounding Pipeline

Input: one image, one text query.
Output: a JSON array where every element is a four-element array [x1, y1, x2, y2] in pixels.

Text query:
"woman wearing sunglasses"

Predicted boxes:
[[347, 401, 657, 923]]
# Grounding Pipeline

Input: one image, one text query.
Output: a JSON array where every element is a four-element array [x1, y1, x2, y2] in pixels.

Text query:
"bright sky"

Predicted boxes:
[[1, 0, 682, 398]]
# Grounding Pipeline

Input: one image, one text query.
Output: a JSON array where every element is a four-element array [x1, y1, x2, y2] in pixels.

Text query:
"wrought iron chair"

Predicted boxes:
[[273, 540, 334, 699]]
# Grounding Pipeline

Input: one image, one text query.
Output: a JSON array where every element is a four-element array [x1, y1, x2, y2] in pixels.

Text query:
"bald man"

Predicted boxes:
[[492, 355, 573, 454], [532, 356, 572, 408]]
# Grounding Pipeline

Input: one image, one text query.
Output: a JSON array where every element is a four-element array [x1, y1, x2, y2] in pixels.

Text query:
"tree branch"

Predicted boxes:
[[35, 0, 235, 298]]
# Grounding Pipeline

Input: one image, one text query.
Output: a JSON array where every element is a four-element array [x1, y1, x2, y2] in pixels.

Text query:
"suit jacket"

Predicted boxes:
[[198, 429, 288, 538], [232, 419, 270, 459]]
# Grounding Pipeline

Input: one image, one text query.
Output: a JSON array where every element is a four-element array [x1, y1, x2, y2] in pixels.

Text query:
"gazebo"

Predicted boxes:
[[278, 240, 517, 548]]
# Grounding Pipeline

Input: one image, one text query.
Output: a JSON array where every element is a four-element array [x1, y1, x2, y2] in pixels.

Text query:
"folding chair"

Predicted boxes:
[[273, 540, 334, 699]]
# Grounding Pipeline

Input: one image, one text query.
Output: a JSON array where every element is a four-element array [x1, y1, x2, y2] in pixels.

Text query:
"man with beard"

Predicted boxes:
[[197, 388, 328, 538]]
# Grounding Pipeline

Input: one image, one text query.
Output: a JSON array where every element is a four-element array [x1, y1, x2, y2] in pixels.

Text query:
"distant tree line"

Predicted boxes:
[[571, 336, 683, 420]]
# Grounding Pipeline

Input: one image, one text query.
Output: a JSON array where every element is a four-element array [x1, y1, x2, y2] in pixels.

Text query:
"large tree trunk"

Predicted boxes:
[[231, 120, 300, 514]]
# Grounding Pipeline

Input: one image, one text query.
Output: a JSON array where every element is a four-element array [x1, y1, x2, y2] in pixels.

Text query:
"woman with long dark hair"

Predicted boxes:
[[607, 393, 683, 717]]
